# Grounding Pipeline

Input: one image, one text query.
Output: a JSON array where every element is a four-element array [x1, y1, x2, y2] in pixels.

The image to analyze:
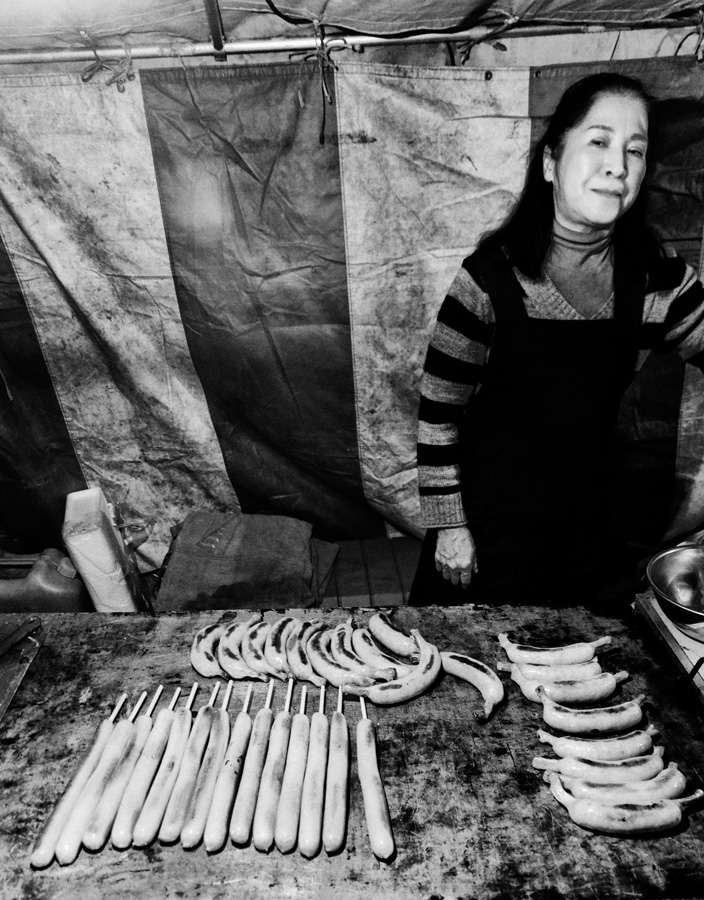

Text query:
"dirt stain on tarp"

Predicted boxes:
[[332, 131, 377, 144]]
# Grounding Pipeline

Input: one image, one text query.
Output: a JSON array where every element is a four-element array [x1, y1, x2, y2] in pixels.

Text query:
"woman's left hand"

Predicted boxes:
[[434, 525, 478, 590]]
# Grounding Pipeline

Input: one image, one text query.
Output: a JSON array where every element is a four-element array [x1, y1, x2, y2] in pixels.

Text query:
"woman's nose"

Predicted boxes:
[[605, 149, 627, 178]]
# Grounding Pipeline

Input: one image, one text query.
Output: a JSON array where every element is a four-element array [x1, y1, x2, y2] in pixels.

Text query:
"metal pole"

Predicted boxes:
[[0, 19, 697, 66]]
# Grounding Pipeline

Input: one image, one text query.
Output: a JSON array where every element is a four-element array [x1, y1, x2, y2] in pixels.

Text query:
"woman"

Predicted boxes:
[[410, 72, 704, 607]]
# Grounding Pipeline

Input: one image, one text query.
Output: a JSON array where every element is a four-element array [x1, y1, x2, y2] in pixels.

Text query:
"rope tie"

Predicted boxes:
[[291, 21, 342, 144], [81, 41, 135, 92], [674, 10, 704, 60], [456, 14, 520, 64]]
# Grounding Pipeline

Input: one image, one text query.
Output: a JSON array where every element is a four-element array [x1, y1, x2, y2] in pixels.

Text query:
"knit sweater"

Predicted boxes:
[[417, 235, 704, 530]]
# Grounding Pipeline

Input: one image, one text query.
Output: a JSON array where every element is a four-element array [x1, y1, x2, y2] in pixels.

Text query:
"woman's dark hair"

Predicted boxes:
[[478, 72, 659, 278]]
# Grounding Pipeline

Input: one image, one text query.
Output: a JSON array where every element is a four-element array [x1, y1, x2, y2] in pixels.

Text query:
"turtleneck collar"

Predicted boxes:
[[543, 219, 615, 317], [547, 219, 613, 270]]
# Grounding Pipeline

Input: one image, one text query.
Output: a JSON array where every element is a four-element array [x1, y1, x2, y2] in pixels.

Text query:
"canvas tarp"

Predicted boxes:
[[0, 56, 703, 563], [0, 0, 699, 53]]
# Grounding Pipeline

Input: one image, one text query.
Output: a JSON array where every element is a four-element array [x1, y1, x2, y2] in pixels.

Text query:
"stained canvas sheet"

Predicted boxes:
[[336, 63, 530, 530], [0, 0, 696, 50], [0, 73, 238, 562]]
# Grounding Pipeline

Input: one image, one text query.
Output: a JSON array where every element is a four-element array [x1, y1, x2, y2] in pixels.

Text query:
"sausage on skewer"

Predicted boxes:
[[30, 693, 128, 868], [230, 680, 276, 845], [323, 686, 349, 854], [298, 686, 329, 858], [203, 685, 254, 853], [55, 692, 149, 865], [111, 688, 182, 849], [132, 684, 198, 847], [181, 682, 233, 848], [159, 684, 220, 843], [84, 686, 164, 850], [275, 686, 310, 853], [252, 678, 294, 851], [357, 697, 394, 860]]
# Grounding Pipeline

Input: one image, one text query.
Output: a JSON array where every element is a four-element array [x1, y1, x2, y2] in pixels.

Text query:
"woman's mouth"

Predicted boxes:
[[593, 188, 623, 198]]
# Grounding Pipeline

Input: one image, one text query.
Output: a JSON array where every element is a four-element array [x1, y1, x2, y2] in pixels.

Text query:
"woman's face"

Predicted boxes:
[[543, 92, 648, 233]]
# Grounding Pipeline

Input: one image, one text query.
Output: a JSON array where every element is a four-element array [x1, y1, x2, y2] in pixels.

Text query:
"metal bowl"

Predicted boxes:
[[646, 544, 704, 643]]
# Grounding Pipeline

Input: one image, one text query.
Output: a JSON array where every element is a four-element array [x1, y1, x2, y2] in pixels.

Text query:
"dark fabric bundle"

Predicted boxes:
[[156, 511, 338, 611]]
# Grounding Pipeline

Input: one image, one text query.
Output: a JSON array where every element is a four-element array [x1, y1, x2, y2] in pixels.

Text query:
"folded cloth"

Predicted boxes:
[[156, 511, 338, 611]]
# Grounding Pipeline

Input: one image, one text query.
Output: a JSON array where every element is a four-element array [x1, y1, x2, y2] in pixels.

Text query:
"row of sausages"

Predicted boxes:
[[30, 678, 394, 868]]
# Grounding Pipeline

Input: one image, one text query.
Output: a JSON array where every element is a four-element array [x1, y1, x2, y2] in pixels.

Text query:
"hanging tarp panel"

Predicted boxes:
[[0, 56, 703, 560], [0, 72, 239, 561], [140, 64, 383, 540], [334, 63, 530, 527]]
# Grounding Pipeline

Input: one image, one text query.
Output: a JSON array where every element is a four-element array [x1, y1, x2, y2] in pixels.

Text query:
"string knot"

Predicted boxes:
[[81, 40, 135, 92]]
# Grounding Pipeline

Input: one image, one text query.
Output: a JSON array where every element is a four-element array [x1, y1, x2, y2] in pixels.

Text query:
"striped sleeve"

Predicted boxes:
[[642, 251, 704, 368], [417, 261, 494, 528]]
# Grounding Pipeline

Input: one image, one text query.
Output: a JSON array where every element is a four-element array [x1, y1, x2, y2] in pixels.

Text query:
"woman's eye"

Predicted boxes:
[[628, 147, 645, 158], [590, 138, 607, 147]]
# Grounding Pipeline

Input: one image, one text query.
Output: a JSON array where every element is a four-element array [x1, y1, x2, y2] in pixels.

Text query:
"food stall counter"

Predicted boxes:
[[1, 605, 703, 900]]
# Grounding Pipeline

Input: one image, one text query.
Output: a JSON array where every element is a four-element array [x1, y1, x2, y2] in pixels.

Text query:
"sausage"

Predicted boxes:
[[111, 693, 181, 850], [159, 690, 217, 843], [298, 689, 329, 858], [181, 689, 232, 849], [132, 695, 196, 847], [362, 630, 441, 706], [367, 613, 419, 659], [30, 694, 127, 868], [54, 715, 136, 865], [356, 699, 394, 860], [440, 651, 505, 721], [83, 690, 156, 851], [549, 772, 703, 834], [558, 763, 688, 802], [229, 682, 275, 845], [533, 745, 665, 783], [538, 687, 645, 735], [252, 680, 294, 852], [275, 687, 311, 853], [322, 689, 349, 854], [498, 633, 611, 665], [537, 725, 658, 761], [203, 686, 254, 853]]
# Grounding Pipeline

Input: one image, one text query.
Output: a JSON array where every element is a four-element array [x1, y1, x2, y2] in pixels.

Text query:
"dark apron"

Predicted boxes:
[[411, 246, 642, 606]]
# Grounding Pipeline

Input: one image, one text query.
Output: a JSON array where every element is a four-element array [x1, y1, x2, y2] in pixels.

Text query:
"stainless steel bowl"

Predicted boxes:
[[646, 544, 704, 643]]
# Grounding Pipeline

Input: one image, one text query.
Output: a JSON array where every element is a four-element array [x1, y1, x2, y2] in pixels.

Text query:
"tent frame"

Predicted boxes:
[[0, 15, 701, 66]]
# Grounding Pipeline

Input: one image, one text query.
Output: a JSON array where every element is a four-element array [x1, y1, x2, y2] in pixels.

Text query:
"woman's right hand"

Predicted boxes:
[[434, 526, 477, 590]]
